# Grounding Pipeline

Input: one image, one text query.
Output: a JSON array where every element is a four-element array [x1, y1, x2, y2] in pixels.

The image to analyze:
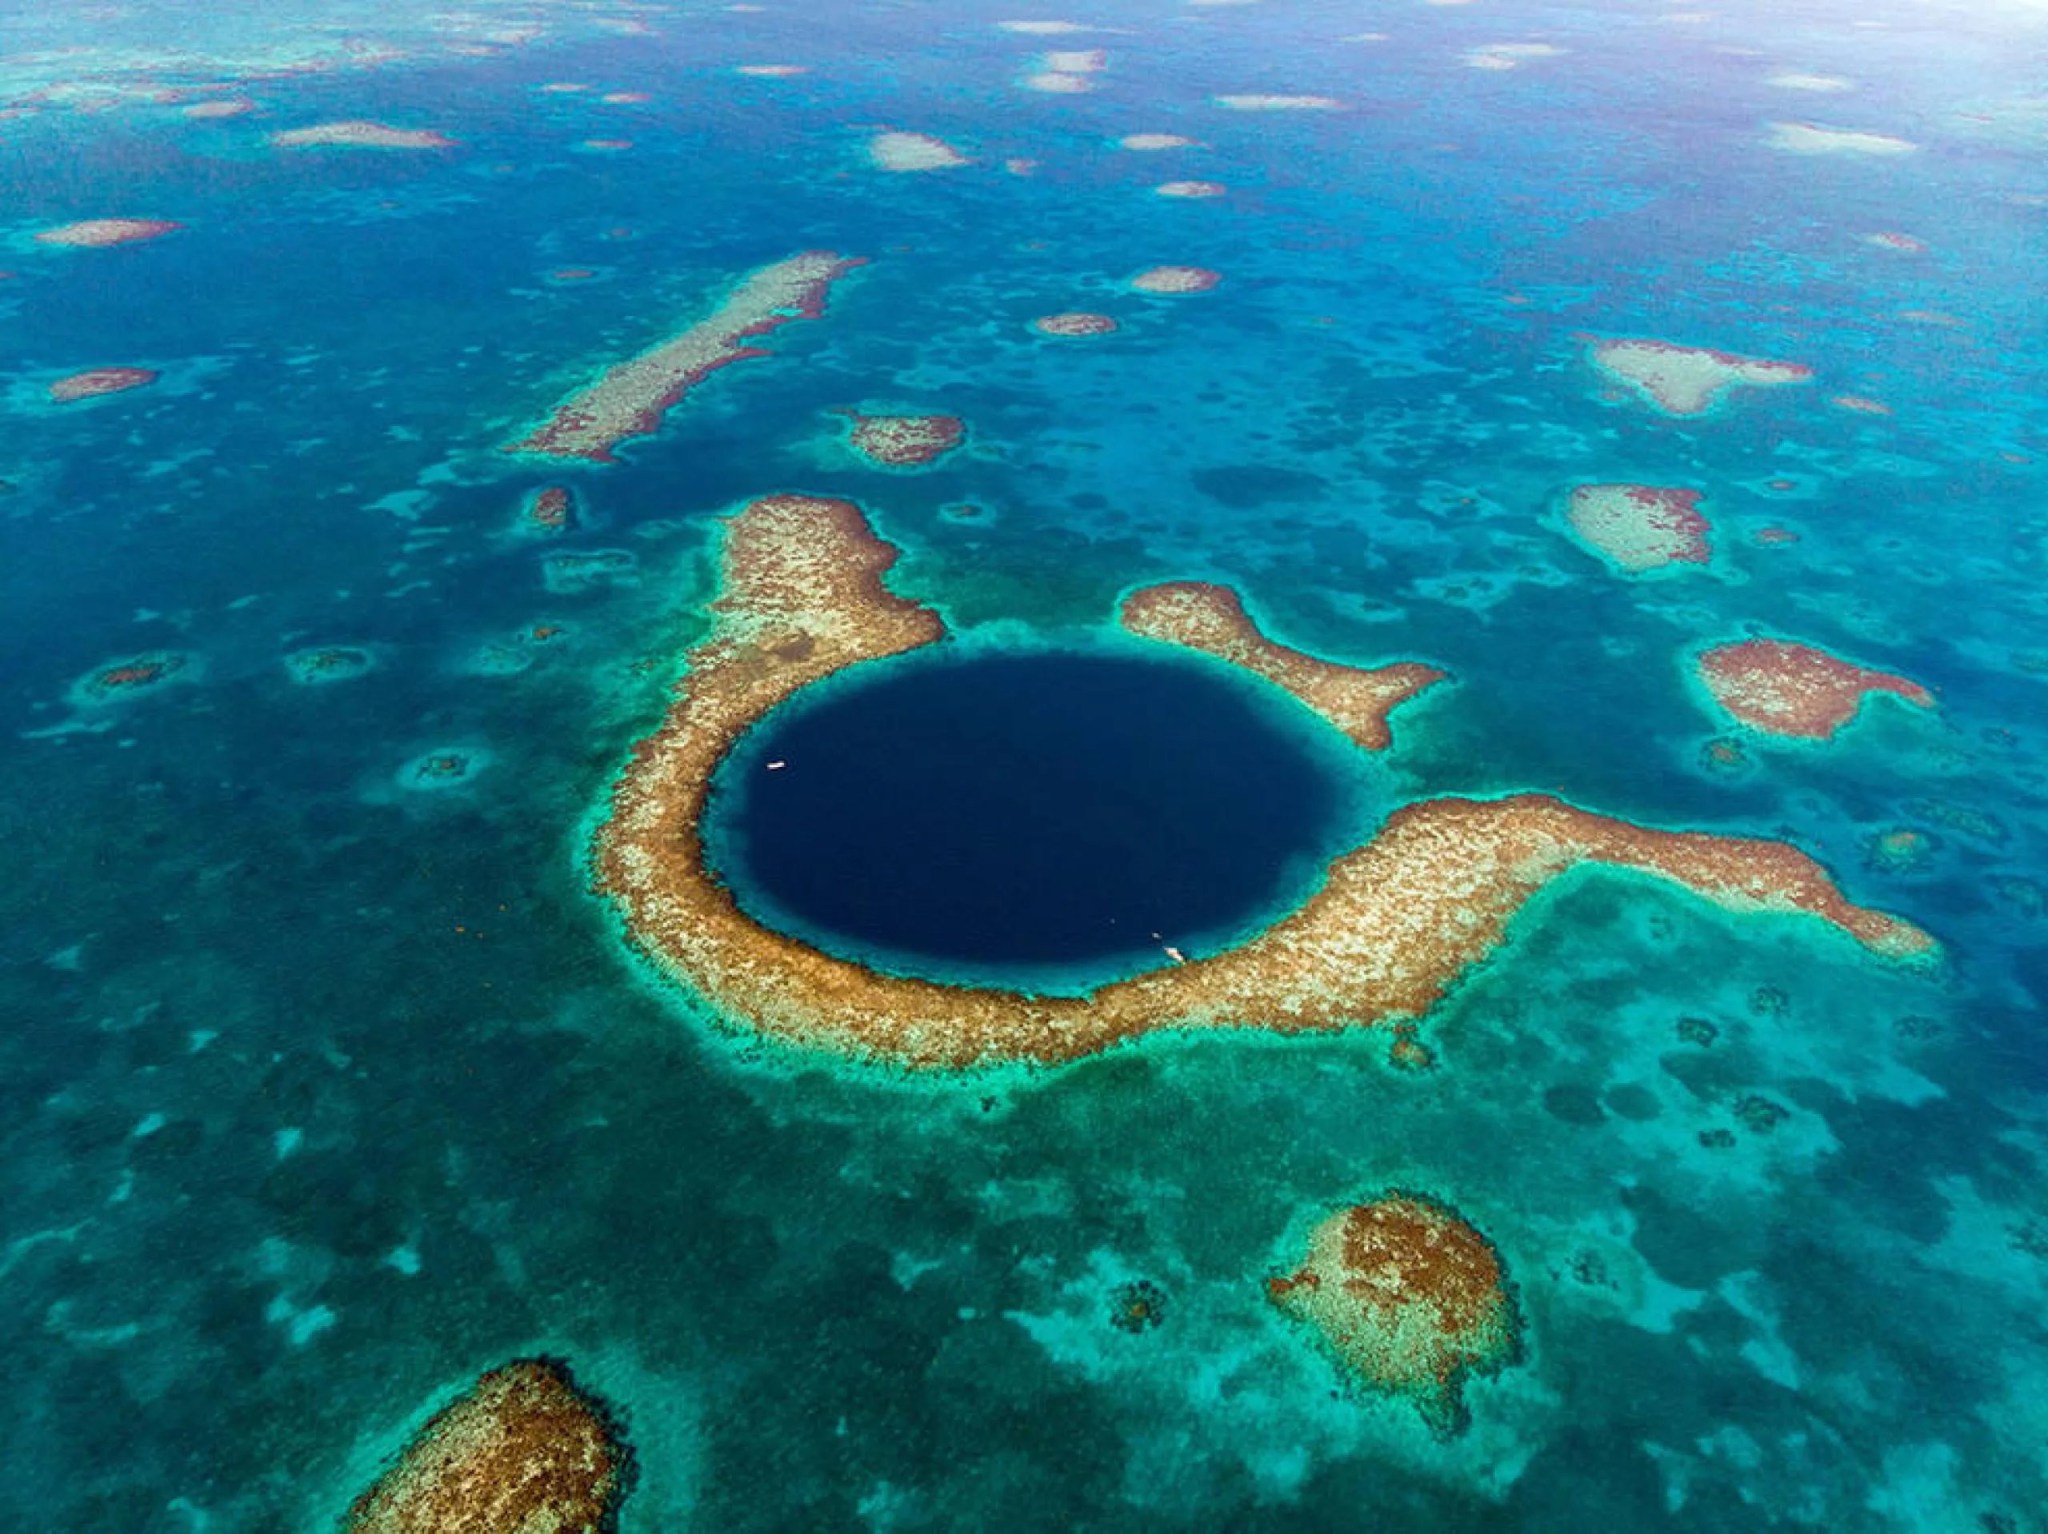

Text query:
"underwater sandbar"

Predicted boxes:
[[593, 495, 1933, 1071]]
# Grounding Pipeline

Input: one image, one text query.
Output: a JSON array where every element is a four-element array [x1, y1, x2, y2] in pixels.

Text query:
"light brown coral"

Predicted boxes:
[[1697, 638, 1934, 739], [344, 1357, 632, 1533], [1268, 1195, 1517, 1429]]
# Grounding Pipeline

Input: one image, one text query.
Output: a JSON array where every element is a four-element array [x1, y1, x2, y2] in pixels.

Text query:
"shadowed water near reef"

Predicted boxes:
[[706, 646, 1362, 988]]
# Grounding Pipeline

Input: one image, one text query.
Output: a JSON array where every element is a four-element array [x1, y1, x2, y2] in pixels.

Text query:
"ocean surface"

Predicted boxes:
[[3, 0, 2045, 1528]]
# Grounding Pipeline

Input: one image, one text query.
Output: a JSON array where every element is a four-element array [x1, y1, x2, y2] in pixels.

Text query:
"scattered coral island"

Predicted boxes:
[[50, 366, 158, 403], [1697, 637, 1935, 739], [271, 121, 457, 149], [1268, 1194, 1519, 1434], [505, 252, 863, 462], [35, 218, 180, 248], [836, 409, 964, 469], [592, 495, 1933, 1071], [1587, 336, 1811, 417], [344, 1357, 633, 1533], [1563, 482, 1711, 573]]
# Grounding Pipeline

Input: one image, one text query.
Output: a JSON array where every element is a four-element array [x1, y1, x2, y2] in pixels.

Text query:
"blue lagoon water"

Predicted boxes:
[[707, 646, 1365, 989], [2, 0, 2045, 1528]]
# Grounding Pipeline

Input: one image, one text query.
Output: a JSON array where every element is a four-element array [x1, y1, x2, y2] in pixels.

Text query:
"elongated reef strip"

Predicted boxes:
[[1697, 638, 1934, 739], [1214, 93, 1343, 109], [1268, 1195, 1518, 1430], [51, 366, 158, 402], [1767, 121, 1915, 155], [593, 496, 1934, 1071], [271, 120, 457, 149], [505, 251, 862, 462], [35, 218, 181, 247], [344, 1357, 632, 1533], [1589, 337, 1811, 417], [1119, 582, 1442, 752]]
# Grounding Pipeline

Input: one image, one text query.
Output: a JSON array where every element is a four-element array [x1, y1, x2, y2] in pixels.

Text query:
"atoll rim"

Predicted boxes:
[[594, 495, 1932, 1071]]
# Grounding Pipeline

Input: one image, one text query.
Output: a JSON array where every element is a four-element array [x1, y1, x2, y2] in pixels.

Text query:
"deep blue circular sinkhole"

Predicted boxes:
[[704, 646, 1364, 989]]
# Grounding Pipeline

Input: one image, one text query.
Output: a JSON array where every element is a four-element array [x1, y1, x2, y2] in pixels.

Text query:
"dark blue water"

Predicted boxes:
[[707, 647, 1359, 984]]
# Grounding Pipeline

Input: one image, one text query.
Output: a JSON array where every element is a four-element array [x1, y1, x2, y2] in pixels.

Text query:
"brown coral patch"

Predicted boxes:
[[1696, 637, 1934, 739], [522, 485, 574, 533], [591, 496, 1933, 1071], [1119, 583, 1442, 752], [50, 366, 158, 403], [86, 652, 186, 695], [344, 1357, 632, 1533], [841, 411, 965, 468], [1267, 1195, 1516, 1428], [1031, 311, 1118, 337]]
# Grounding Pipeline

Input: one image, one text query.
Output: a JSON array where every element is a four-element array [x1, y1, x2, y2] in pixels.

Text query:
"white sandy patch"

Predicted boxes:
[[868, 129, 970, 171], [1213, 93, 1343, 110], [1767, 71, 1853, 91], [1766, 121, 1915, 155], [1464, 42, 1564, 71]]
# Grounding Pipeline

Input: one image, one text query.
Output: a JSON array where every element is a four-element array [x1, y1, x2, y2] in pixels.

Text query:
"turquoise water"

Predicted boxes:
[[3, 0, 2044, 1527]]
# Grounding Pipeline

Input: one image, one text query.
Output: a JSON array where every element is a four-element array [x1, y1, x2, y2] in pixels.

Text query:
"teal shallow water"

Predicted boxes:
[[2, 0, 2045, 1528]]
